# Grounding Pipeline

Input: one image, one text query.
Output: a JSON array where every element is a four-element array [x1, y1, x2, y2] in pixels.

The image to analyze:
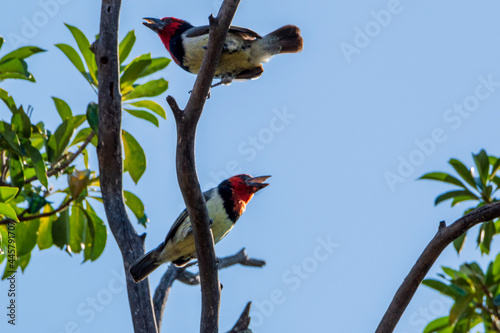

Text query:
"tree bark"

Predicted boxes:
[[95, 1, 157, 332], [166, 0, 241, 332], [376, 201, 500, 333]]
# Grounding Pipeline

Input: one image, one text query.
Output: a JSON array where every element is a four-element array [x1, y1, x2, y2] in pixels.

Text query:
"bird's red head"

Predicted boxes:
[[142, 17, 191, 53], [228, 174, 271, 206]]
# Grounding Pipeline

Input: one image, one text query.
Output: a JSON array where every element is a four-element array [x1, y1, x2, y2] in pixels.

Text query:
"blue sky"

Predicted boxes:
[[1, 0, 500, 332]]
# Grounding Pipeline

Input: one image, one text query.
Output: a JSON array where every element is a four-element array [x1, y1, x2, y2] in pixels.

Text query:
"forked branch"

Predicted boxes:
[[376, 201, 500, 332]]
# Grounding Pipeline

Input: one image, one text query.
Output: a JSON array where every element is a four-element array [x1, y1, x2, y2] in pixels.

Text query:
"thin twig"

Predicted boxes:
[[375, 201, 500, 333], [0, 198, 74, 225], [25, 131, 95, 184], [19, 198, 73, 222], [176, 249, 266, 286]]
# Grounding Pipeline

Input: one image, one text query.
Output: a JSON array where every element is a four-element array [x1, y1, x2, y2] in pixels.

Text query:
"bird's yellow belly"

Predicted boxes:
[[182, 35, 255, 77], [163, 213, 235, 262]]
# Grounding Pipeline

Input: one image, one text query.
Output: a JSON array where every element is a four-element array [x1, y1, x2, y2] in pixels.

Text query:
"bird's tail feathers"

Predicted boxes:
[[129, 246, 163, 283], [265, 25, 303, 54]]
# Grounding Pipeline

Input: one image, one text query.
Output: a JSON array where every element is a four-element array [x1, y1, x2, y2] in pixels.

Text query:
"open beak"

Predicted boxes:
[[142, 17, 165, 33], [246, 175, 271, 192]]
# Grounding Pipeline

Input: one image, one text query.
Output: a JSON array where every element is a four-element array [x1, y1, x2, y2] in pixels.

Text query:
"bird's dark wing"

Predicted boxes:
[[163, 189, 215, 244], [163, 209, 189, 244], [185, 25, 262, 40]]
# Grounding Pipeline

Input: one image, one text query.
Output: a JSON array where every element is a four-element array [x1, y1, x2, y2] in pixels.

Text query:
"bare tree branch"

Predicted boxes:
[[153, 265, 186, 330], [153, 248, 265, 330], [227, 302, 252, 333], [166, 0, 241, 332], [376, 201, 500, 333], [94, 1, 157, 332]]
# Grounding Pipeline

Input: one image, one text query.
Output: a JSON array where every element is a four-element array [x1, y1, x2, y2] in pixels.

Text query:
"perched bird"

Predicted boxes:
[[142, 17, 303, 87], [130, 174, 270, 283]]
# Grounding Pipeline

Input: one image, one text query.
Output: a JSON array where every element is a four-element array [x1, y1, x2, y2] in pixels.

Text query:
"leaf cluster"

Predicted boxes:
[[420, 150, 500, 254], [0, 24, 168, 278]]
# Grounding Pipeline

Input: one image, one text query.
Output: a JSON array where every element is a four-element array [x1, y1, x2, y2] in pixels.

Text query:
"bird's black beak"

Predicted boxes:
[[246, 175, 271, 192], [142, 17, 165, 33]]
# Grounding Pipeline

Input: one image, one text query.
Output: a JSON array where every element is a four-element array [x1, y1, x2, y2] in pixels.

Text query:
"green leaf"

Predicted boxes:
[[122, 130, 146, 184], [0, 122, 23, 156], [55, 43, 91, 84], [0, 203, 18, 221], [47, 118, 76, 163], [86, 102, 99, 134], [64, 24, 97, 85], [449, 294, 473, 324], [442, 266, 460, 279], [492, 253, 500, 276], [128, 100, 166, 119], [12, 107, 32, 141], [52, 209, 70, 249], [478, 220, 495, 254], [0, 187, 18, 203], [124, 108, 159, 127], [0, 88, 17, 113], [16, 219, 40, 256], [493, 176, 500, 188], [434, 190, 478, 206], [0, 46, 46, 63], [69, 204, 85, 253], [423, 316, 450, 333], [52, 97, 73, 120], [123, 78, 169, 100], [24, 144, 48, 189], [419, 172, 467, 189], [9, 154, 24, 188], [139, 57, 170, 78], [124, 190, 149, 226], [119, 30, 136, 65], [0, 58, 33, 82], [27, 194, 48, 214], [3, 260, 18, 280], [18, 252, 31, 272], [448, 159, 477, 190], [72, 114, 87, 129], [453, 234, 466, 254], [422, 279, 462, 298], [120, 54, 152, 89], [0, 37, 3, 51], [82, 205, 106, 261], [472, 150, 489, 187], [70, 127, 97, 147], [451, 196, 478, 207], [491, 157, 500, 180], [37, 205, 54, 250]]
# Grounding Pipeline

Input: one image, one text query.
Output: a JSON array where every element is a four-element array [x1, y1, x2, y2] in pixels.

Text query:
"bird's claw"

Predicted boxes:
[[187, 89, 211, 99]]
